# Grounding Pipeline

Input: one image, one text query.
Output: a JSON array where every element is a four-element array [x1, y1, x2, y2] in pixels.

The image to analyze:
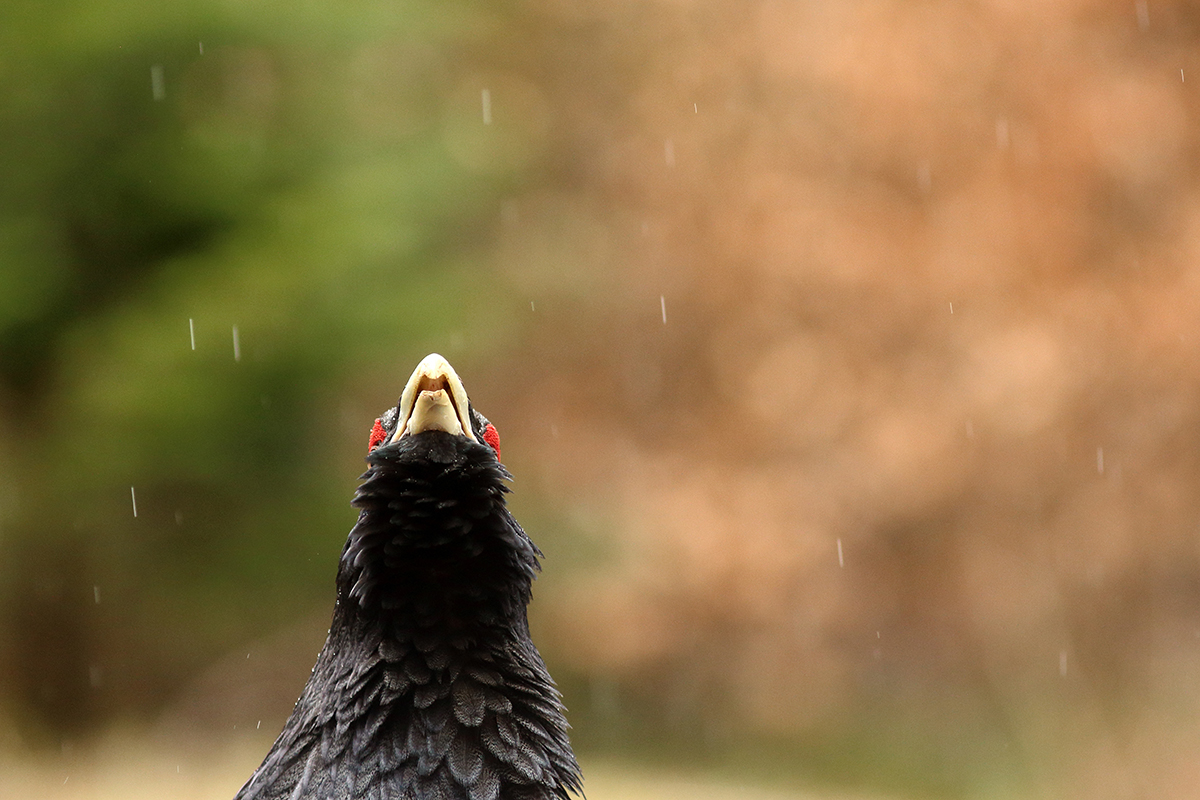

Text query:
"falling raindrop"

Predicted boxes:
[[837, 538, 844, 568], [660, 295, 667, 325], [93, 586, 100, 604], [151, 65, 165, 101], [1097, 447, 1104, 475], [189, 318, 196, 350], [481, 88, 492, 125], [131, 486, 138, 518], [1059, 650, 1068, 676], [232, 325, 241, 362]]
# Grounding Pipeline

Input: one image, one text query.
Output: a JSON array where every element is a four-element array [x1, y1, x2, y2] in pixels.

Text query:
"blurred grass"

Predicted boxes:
[[0, 737, 891, 800]]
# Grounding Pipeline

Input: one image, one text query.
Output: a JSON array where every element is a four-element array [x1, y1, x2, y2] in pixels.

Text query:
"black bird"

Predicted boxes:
[[235, 354, 581, 800]]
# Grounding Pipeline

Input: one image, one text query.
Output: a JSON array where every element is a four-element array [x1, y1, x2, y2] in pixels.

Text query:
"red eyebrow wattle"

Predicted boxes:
[[483, 423, 501, 461], [367, 418, 387, 452]]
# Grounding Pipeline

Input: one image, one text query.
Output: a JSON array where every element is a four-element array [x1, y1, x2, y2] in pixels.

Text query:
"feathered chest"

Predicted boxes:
[[270, 616, 576, 800]]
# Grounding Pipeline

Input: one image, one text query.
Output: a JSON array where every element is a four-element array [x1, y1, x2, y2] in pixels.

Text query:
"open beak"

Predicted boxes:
[[390, 353, 476, 443]]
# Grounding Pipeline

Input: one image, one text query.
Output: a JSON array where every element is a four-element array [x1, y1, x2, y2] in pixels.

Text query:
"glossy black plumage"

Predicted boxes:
[[234, 370, 581, 800]]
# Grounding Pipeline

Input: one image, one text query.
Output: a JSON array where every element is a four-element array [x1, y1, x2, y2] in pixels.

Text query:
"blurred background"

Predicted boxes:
[[2, 1, 1200, 798]]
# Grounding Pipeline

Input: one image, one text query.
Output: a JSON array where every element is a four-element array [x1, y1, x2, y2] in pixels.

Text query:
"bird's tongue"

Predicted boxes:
[[407, 385, 463, 436]]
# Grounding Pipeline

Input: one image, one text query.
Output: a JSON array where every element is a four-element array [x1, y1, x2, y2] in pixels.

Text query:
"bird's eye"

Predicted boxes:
[[483, 423, 501, 461], [367, 418, 387, 452]]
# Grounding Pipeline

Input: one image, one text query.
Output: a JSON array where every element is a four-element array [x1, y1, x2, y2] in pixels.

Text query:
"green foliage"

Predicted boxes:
[[0, 0, 531, 739]]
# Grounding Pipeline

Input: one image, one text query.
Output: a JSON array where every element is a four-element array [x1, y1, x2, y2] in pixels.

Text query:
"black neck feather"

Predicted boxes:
[[233, 431, 581, 800], [339, 431, 540, 643]]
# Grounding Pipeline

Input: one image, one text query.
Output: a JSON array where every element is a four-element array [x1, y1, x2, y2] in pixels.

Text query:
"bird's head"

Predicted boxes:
[[366, 352, 501, 463], [343, 354, 535, 616]]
